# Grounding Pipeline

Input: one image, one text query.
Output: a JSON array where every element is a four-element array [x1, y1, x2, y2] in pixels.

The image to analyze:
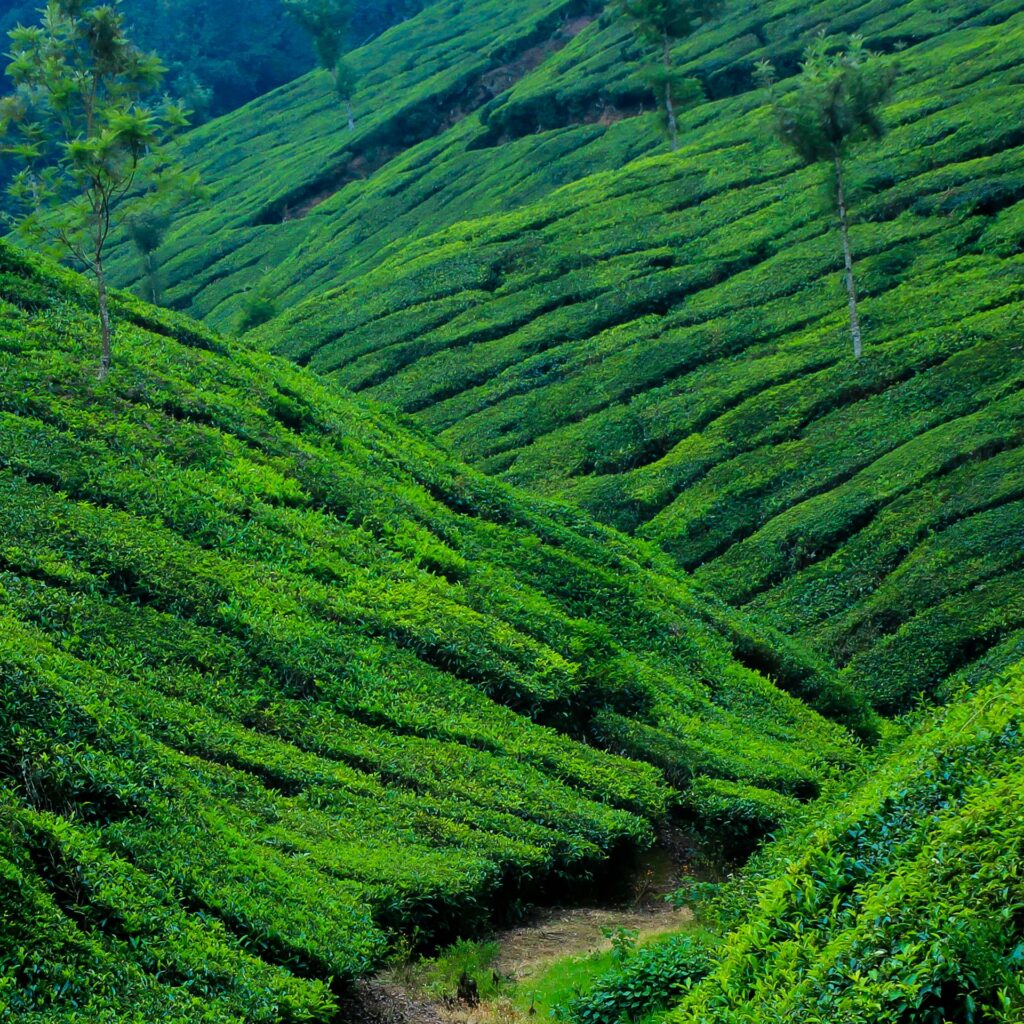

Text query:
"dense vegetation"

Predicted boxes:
[[0, 242, 869, 1020], [99, 0, 1024, 713], [4, 0, 1022, 1019], [567, 662, 1024, 1023], [0, 0, 425, 124]]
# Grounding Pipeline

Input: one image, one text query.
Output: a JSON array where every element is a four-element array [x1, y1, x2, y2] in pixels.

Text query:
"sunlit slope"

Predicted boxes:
[[0, 244, 866, 1020], [260, 6, 1024, 711]]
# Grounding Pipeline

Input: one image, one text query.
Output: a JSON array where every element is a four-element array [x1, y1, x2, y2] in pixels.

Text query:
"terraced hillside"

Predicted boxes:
[[105, 0, 621, 318], [287, 8, 1024, 714], [0, 243, 871, 1021], [103, 0, 1024, 713], [109, 0, 1023, 330], [567, 662, 1024, 1024]]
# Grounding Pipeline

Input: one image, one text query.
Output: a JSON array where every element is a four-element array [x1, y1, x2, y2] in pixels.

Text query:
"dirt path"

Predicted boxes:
[[339, 902, 692, 1024], [492, 903, 693, 980], [337, 838, 699, 1024]]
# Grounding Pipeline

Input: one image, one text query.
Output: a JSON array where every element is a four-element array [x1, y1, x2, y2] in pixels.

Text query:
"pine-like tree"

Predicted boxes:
[[617, 0, 724, 151], [0, 0, 193, 378], [759, 33, 895, 359], [285, 0, 360, 130], [125, 209, 170, 305]]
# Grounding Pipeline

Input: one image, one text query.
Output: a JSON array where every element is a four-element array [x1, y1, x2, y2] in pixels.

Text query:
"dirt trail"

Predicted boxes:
[[492, 903, 693, 980], [338, 839, 699, 1024], [339, 902, 691, 1024]]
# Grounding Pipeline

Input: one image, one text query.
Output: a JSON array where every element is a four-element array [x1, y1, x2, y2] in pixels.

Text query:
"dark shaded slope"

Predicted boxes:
[[0, 244, 864, 1021]]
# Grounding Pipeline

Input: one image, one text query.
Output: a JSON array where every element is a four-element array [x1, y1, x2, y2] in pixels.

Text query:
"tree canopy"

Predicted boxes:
[[0, 0, 427, 124], [758, 32, 896, 359], [761, 32, 894, 165], [617, 0, 725, 150], [0, 0, 193, 377], [617, 0, 724, 46]]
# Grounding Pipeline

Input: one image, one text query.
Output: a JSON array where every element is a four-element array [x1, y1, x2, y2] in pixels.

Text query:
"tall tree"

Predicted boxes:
[[125, 208, 169, 305], [334, 57, 358, 133], [284, 0, 359, 130], [758, 33, 895, 359], [617, 0, 724, 151], [0, 0, 193, 379]]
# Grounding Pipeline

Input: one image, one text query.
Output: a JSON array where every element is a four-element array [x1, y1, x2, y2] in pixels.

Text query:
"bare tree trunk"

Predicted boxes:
[[662, 33, 679, 152], [833, 151, 863, 360], [146, 252, 161, 305], [96, 258, 112, 380]]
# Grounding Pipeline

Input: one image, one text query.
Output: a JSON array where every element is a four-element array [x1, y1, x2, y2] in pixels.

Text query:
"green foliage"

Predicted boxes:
[[132, 0, 1024, 710], [570, 666, 1024, 1022], [335, 57, 359, 102], [0, 240, 863, 1019], [603, 925, 640, 963], [562, 931, 718, 1024], [680, 778, 800, 854], [0, 0, 425, 125], [616, 0, 724, 47], [407, 939, 503, 1002], [759, 31, 896, 357], [762, 31, 895, 166], [285, 0, 352, 74], [283, 0, 360, 122], [236, 280, 281, 333], [0, 0, 194, 377], [335, 57, 360, 128], [0, 0, 315, 124], [616, 0, 724, 149], [125, 209, 170, 304]]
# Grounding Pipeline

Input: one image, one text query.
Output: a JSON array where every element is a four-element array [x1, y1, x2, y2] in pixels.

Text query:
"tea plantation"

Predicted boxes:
[[4, 0, 1023, 1017], [567, 662, 1024, 1024], [0, 242, 869, 1020], [102, 0, 1024, 714]]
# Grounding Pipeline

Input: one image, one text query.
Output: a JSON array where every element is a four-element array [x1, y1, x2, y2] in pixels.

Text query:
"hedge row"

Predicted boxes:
[[0, 242, 863, 1018]]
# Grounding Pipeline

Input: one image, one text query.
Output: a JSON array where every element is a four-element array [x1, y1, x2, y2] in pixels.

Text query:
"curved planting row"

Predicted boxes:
[[255, 6, 1024, 706], [0, 243, 862, 1020], [566, 662, 1024, 1023]]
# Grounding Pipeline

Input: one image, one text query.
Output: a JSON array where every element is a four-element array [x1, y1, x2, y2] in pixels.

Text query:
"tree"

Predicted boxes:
[[235, 279, 279, 334], [617, 0, 724, 151], [0, 0, 193, 379], [334, 58, 358, 133], [125, 208, 169, 305], [758, 33, 895, 359], [284, 0, 359, 130]]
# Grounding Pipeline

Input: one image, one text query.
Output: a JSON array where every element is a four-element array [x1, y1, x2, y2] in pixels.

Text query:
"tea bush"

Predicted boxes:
[[0, 243, 862, 1019]]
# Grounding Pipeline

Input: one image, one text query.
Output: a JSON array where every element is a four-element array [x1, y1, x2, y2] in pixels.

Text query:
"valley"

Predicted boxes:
[[1, 0, 1023, 1021]]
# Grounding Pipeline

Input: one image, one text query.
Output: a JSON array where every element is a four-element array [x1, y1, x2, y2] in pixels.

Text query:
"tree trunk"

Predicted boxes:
[[96, 258, 112, 380], [662, 33, 679, 152], [833, 151, 863, 360], [346, 100, 356, 133], [146, 252, 161, 305]]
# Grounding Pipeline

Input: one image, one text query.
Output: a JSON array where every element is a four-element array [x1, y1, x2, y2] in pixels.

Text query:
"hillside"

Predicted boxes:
[[565, 661, 1024, 1023], [0, 243, 871, 1021], [104, 0, 1024, 714]]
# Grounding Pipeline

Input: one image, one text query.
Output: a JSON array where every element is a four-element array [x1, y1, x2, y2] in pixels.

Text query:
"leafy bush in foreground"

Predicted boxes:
[[562, 931, 719, 1024]]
